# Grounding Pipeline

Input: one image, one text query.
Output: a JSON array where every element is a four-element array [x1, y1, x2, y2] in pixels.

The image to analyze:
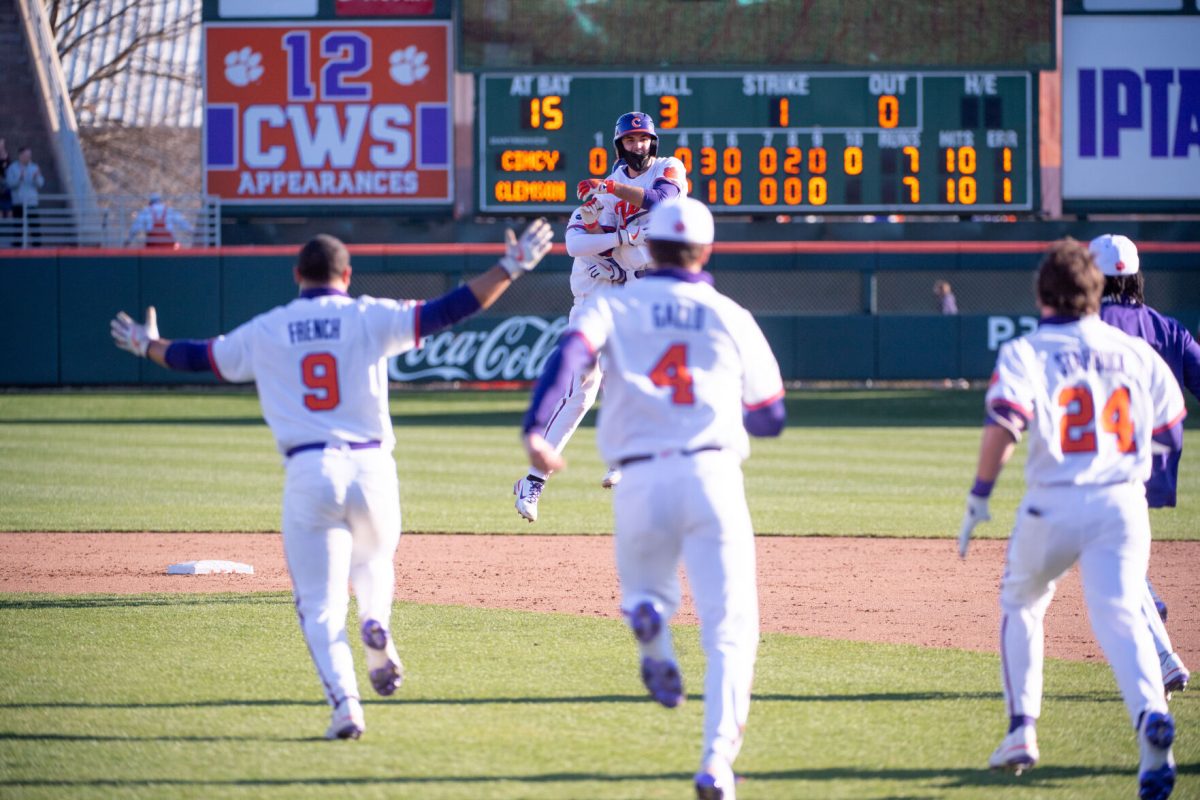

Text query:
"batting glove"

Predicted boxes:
[[499, 218, 554, 279], [957, 493, 992, 559], [577, 197, 601, 227], [617, 219, 647, 247], [577, 178, 614, 202], [586, 259, 628, 285], [110, 306, 159, 357]]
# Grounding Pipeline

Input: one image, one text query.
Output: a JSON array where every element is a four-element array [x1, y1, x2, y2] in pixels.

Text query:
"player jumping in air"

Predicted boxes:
[[513, 111, 688, 522], [522, 197, 785, 800], [110, 221, 554, 740], [958, 238, 1184, 800]]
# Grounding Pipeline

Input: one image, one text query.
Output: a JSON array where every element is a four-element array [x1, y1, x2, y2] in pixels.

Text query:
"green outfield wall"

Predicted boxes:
[[3, 236, 1197, 386]]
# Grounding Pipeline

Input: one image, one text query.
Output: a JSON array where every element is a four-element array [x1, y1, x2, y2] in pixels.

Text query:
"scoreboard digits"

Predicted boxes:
[[479, 71, 1033, 213]]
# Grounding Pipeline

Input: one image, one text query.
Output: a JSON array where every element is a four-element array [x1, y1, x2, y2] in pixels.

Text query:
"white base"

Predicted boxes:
[[167, 560, 254, 575]]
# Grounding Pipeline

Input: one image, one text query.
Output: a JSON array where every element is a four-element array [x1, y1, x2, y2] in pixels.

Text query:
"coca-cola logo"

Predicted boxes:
[[389, 315, 568, 382]]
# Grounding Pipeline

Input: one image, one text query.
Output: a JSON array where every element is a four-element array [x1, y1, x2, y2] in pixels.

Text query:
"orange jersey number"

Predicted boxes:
[[649, 343, 695, 405], [302, 352, 340, 411], [1058, 384, 1135, 454]]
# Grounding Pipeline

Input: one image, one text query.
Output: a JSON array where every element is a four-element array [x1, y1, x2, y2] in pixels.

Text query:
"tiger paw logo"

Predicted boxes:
[[224, 47, 263, 87], [389, 45, 429, 86]]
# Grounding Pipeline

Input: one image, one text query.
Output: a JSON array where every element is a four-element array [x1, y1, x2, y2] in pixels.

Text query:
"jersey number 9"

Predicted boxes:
[[302, 352, 341, 411]]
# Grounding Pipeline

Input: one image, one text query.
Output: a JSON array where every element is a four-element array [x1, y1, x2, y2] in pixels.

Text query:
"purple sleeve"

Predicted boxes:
[[744, 397, 785, 437], [164, 340, 215, 372], [640, 178, 682, 210], [1181, 331, 1200, 403], [419, 285, 481, 337], [523, 332, 596, 434]]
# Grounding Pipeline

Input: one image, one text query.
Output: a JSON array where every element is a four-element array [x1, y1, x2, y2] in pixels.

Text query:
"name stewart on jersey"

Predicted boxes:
[[652, 301, 706, 331], [1054, 349, 1125, 375], [288, 318, 342, 344]]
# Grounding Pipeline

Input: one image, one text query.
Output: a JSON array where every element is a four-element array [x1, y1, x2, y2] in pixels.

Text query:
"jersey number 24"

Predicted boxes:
[[1058, 384, 1134, 454]]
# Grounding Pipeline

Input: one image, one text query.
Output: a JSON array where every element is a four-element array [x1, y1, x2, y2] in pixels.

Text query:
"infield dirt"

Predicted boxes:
[[0, 533, 1195, 664]]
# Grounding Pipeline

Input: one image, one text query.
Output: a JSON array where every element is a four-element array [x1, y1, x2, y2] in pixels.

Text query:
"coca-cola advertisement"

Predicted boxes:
[[390, 315, 569, 382]]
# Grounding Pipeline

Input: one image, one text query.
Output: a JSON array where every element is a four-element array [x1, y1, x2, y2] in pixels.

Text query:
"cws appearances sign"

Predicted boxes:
[[389, 315, 568, 382], [204, 21, 451, 206]]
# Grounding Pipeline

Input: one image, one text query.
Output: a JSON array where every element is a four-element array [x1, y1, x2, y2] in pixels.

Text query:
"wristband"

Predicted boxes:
[[970, 478, 995, 498]]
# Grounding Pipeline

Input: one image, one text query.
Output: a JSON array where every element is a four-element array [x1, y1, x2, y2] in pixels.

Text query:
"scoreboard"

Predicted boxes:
[[478, 71, 1034, 214]]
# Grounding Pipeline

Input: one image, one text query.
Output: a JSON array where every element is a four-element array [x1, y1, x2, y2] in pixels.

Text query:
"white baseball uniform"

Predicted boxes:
[[986, 314, 1186, 729], [210, 288, 419, 710], [570, 269, 784, 769], [525, 158, 689, 479]]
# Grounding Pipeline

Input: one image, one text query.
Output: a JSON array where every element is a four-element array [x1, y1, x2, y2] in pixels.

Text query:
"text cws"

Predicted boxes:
[[289, 318, 342, 344], [204, 24, 450, 202], [482, 71, 1030, 211]]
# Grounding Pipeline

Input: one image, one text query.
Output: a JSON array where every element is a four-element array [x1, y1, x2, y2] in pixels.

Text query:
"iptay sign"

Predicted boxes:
[[204, 21, 451, 205]]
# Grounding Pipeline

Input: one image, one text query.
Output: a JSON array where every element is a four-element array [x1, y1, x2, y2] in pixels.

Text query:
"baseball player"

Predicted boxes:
[[513, 111, 688, 521], [1093, 233, 1197, 701], [521, 197, 785, 800], [958, 239, 1184, 800], [109, 221, 553, 740]]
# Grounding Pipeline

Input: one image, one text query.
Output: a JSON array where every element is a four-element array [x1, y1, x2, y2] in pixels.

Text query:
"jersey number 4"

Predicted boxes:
[[302, 352, 341, 411], [649, 343, 694, 405], [1058, 384, 1134, 454]]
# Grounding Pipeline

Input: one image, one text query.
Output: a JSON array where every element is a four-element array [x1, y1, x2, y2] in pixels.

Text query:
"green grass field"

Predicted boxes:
[[1, 388, 1198, 537], [0, 389, 1196, 798]]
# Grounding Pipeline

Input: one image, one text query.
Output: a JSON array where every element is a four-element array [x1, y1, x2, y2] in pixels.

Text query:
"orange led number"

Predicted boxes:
[[843, 146, 863, 176], [589, 147, 607, 175], [528, 96, 563, 130], [878, 95, 899, 128], [649, 343, 694, 405], [659, 96, 679, 129], [700, 147, 718, 176]]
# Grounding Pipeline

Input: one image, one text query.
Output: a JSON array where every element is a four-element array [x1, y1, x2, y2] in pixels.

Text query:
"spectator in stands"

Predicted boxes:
[[934, 279, 958, 314], [127, 192, 193, 249], [5, 146, 44, 246], [0, 138, 12, 219]]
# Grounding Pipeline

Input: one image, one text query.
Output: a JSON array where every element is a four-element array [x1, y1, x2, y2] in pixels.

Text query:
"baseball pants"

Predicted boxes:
[[282, 447, 401, 708], [998, 482, 1168, 729], [613, 449, 760, 767]]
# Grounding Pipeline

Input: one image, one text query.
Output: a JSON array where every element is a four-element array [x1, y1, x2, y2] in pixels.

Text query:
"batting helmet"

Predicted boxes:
[[613, 112, 658, 173]]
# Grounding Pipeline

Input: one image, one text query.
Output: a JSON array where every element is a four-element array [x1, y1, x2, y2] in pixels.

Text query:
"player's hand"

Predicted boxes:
[[525, 432, 565, 475], [577, 178, 614, 201], [499, 218, 554, 279], [577, 197, 601, 227], [617, 217, 647, 247], [110, 306, 159, 357], [957, 493, 992, 559], [586, 259, 627, 285]]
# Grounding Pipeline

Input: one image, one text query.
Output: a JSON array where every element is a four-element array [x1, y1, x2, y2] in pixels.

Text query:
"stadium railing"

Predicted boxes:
[[0, 194, 222, 248]]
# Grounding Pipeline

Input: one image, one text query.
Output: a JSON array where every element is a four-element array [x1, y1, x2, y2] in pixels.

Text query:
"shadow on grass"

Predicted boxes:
[[1, 762, 1193, 791], [0, 595, 292, 611], [0, 688, 1116, 711]]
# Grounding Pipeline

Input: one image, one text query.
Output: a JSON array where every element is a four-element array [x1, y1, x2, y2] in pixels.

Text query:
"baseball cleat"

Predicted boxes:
[[627, 600, 663, 644], [601, 467, 622, 488], [514, 475, 544, 522], [361, 619, 404, 697], [641, 657, 685, 708], [325, 697, 364, 740], [1161, 653, 1189, 701], [1138, 711, 1176, 800], [694, 754, 736, 800], [988, 724, 1039, 775]]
